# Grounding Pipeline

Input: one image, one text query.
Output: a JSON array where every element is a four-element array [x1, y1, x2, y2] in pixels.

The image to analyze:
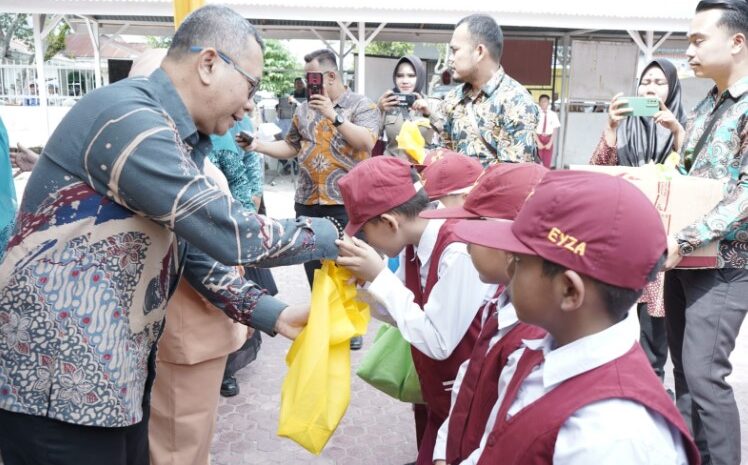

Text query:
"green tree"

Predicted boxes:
[[261, 39, 300, 96], [146, 35, 172, 49], [0, 14, 32, 60], [365, 41, 414, 57], [44, 22, 70, 61]]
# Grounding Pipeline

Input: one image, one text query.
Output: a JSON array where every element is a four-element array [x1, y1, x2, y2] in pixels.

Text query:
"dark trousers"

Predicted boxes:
[[637, 303, 669, 379], [294, 203, 348, 287], [664, 268, 748, 465], [0, 407, 149, 465]]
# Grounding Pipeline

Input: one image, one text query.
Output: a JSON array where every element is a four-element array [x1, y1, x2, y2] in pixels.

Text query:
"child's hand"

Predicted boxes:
[[335, 236, 386, 283]]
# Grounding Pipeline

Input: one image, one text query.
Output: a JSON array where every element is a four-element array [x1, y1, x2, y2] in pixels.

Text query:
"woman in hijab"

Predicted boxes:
[[377, 55, 437, 158], [590, 58, 685, 388], [591, 58, 686, 166]]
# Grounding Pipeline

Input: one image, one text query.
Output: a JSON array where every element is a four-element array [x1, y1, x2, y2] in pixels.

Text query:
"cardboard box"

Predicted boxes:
[[569, 165, 725, 269]]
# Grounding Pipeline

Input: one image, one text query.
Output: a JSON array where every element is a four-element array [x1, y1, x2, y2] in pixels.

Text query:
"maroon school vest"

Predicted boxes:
[[445, 312, 546, 465], [403, 219, 483, 421], [475, 343, 701, 465]]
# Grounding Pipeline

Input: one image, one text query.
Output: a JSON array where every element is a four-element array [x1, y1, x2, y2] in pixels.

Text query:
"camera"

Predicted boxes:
[[236, 130, 254, 146], [393, 93, 417, 108]]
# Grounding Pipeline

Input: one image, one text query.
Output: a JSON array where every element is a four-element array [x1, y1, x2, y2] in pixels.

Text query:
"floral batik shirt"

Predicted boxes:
[[433, 67, 539, 167]]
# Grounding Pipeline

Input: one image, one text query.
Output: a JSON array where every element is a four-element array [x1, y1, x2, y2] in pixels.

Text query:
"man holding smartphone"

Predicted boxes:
[[249, 49, 379, 349]]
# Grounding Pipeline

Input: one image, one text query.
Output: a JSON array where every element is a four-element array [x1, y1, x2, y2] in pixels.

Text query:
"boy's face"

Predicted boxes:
[[467, 244, 512, 285], [507, 253, 556, 327], [361, 216, 409, 258]]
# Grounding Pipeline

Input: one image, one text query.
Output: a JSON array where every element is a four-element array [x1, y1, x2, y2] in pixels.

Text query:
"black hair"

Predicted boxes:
[[696, 0, 748, 36], [540, 253, 666, 323], [539, 94, 551, 102], [304, 49, 338, 70], [456, 14, 504, 62], [372, 168, 430, 222], [167, 5, 264, 60]]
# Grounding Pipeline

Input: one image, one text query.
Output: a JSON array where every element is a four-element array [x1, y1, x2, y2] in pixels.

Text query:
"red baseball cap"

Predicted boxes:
[[338, 157, 423, 236], [421, 163, 548, 220], [420, 152, 483, 200], [454, 170, 667, 290]]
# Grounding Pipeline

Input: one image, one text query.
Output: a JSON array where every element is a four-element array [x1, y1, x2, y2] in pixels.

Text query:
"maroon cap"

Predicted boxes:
[[338, 157, 422, 236], [454, 170, 667, 290], [422, 163, 548, 220], [421, 152, 483, 200]]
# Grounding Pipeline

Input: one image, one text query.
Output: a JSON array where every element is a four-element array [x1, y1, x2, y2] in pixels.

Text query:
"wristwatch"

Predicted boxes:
[[333, 113, 345, 127]]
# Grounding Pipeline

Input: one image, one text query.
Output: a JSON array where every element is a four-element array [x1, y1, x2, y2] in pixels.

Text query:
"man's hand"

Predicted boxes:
[[234, 133, 259, 152], [335, 236, 386, 283], [664, 235, 683, 270], [309, 94, 337, 121], [10, 143, 40, 173], [274, 304, 311, 340]]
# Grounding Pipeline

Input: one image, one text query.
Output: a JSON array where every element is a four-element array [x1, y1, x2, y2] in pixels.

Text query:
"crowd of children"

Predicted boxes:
[[335, 152, 701, 465]]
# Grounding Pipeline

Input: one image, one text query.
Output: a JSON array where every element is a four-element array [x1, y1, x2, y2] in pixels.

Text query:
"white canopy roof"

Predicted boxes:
[[5, 0, 700, 33]]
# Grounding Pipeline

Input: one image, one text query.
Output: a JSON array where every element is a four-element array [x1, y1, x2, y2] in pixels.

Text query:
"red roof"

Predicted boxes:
[[64, 33, 148, 60]]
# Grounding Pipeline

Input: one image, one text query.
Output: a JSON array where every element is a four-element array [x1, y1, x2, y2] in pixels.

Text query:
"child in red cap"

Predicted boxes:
[[420, 151, 483, 209], [420, 163, 548, 465], [336, 156, 491, 465], [453, 170, 699, 465]]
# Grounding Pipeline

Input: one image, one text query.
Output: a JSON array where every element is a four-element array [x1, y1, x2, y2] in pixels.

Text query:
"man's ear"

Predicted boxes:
[[557, 270, 585, 314], [196, 48, 220, 86], [732, 32, 747, 56]]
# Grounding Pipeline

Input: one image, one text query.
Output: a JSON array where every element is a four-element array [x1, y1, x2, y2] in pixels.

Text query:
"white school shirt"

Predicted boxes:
[[537, 108, 561, 135], [458, 316, 688, 465], [367, 218, 491, 360], [432, 289, 519, 461]]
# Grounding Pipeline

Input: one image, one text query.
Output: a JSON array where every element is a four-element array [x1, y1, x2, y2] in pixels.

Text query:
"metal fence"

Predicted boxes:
[[0, 61, 100, 106]]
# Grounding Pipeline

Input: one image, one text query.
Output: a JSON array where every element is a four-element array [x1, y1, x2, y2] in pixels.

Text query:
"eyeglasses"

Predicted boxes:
[[190, 46, 261, 100]]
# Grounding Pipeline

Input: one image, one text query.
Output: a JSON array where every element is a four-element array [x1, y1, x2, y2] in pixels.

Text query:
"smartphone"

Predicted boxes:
[[622, 97, 659, 117], [392, 92, 416, 108], [306, 72, 324, 98], [236, 130, 254, 145]]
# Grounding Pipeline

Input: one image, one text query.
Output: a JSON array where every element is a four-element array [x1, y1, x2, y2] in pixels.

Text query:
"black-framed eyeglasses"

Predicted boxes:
[[190, 46, 261, 100]]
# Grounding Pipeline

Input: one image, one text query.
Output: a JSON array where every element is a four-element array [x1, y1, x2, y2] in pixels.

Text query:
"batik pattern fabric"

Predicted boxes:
[[286, 89, 380, 205], [677, 77, 748, 268], [435, 67, 539, 167], [0, 70, 337, 428]]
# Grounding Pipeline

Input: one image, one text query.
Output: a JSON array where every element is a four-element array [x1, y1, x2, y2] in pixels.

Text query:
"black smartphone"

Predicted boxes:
[[236, 130, 254, 145], [392, 92, 416, 107], [306, 72, 324, 98]]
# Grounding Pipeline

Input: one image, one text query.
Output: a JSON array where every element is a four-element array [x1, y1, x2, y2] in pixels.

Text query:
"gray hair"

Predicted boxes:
[[167, 5, 264, 61], [456, 14, 504, 63]]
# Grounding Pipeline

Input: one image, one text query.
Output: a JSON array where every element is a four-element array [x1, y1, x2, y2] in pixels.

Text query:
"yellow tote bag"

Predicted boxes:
[[277, 261, 370, 454], [396, 121, 427, 164]]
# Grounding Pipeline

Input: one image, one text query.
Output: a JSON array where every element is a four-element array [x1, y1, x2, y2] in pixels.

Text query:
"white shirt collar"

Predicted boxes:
[[416, 219, 446, 266], [523, 314, 637, 390], [483, 287, 518, 331]]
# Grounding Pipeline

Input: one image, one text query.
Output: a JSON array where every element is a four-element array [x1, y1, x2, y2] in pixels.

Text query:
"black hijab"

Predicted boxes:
[[616, 58, 686, 166], [392, 55, 427, 95]]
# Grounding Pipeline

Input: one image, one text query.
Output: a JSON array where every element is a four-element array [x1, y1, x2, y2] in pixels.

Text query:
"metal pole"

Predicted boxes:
[[557, 34, 571, 169], [32, 14, 50, 139], [85, 18, 103, 88], [357, 21, 365, 94]]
